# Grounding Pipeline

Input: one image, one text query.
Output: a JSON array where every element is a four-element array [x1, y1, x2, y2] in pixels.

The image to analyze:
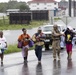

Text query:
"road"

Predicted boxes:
[[0, 46, 76, 75]]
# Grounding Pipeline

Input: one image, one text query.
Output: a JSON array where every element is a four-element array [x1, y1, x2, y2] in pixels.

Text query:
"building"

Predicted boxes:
[[27, 0, 58, 21], [27, 0, 58, 11], [27, 0, 58, 16]]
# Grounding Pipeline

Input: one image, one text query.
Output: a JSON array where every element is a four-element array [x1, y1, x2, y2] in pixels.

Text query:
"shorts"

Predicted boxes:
[[22, 45, 29, 51], [22, 45, 29, 57], [66, 44, 72, 52]]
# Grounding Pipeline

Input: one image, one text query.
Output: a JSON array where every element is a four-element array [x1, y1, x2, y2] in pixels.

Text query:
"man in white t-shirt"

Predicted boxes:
[[0, 31, 7, 66]]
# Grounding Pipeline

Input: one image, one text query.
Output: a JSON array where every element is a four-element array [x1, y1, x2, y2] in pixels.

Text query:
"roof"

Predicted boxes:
[[6, 9, 20, 12], [9, 12, 32, 14], [28, 0, 57, 3]]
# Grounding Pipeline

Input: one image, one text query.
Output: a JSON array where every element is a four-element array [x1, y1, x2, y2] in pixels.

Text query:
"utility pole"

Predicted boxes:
[[69, 0, 71, 17], [73, 0, 76, 17]]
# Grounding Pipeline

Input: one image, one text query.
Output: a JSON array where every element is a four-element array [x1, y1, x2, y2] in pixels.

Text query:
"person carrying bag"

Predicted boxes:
[[32, 27, 45, 63]]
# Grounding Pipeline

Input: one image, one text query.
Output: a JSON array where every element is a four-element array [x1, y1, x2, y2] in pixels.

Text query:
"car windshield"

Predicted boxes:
[[43, 26, 61, 32], [43, 26, 53, 32]]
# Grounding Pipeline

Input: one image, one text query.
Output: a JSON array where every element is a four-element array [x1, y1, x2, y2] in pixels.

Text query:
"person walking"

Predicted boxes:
[[18, 28, 31, 63], [52, 24, 62, 60], [0, 31, 7, 66], [32, 27, 45, 63], [60, 31, 65, 50], [64, 26, 74, 60], [72, 28, 76, 47]]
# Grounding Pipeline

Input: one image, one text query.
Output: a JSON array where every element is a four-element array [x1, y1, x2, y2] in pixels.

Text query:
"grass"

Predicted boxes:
[[0, 16, 61, 30], [54, 17, 61, 21], [4, 43, 52, 54], [0, 17, 48, 30], [4, 44, 35, 54], [4, 44, 21, 54]]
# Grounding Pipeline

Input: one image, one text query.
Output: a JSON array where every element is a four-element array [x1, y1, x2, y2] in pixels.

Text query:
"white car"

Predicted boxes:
[[42, 24, 66, 50]]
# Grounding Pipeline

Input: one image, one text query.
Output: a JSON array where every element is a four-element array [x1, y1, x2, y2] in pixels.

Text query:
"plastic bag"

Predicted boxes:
[[17, 41, 22, 48], [29, 40, 34, 47]]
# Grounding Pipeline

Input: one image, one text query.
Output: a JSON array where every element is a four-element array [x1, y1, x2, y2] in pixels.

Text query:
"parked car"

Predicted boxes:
[[42, 24, 66, 50]]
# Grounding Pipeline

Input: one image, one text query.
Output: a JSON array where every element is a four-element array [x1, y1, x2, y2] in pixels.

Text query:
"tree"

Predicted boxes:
[[0, 1, 30, 12], [19, 4, 30, 12], [8, 1, 17, 9]]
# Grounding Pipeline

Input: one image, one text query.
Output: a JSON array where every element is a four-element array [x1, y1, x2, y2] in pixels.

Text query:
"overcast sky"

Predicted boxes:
[[0, 0, 68, 3]]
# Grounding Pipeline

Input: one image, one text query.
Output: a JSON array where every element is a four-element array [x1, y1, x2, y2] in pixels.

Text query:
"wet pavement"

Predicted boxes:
[[0, 47, 76, 75]]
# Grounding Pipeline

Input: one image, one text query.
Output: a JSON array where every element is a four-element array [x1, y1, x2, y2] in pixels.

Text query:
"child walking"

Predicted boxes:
[[64, 26, 74, 60]]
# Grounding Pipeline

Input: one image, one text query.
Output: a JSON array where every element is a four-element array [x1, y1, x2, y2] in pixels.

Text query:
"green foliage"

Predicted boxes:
[[0, 1, 29, 12], [54, 17, 60, 21], [0, 3, 8, 12], [19, 4, 30, 11], [4, 44, 35, 54], [4, 44, 21, 54], [0, 16, 47, 30]]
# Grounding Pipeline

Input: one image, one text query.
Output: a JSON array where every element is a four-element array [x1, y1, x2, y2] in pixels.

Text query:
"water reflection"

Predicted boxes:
[[53, 60, 57, 69], [0, 69, 4, 75], [58, 60, 61, 68], [67, 59, 73, 69], [36, 63, 43, 75], [53, 60, 61, 75], [53, 60, 61, 69], [21, 63, 29, 75], [0, 68, 7, 75]]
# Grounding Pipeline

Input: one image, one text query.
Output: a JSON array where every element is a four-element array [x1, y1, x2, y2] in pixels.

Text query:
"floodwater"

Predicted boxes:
[[3, 28, 38, 44]]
